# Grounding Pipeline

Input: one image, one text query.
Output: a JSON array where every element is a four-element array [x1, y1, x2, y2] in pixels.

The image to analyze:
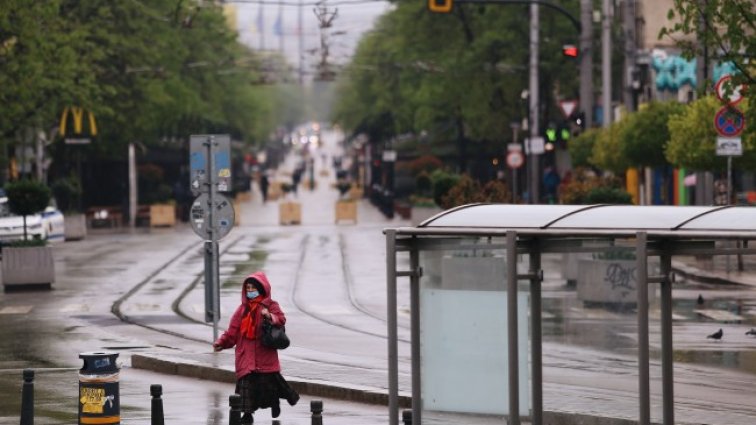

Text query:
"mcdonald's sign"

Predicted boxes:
[[59, 107, 97, 144]]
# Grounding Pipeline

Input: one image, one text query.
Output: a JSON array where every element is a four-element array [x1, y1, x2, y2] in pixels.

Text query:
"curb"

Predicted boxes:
[[131, 354, 412, 408], [672, 261, 749, 286]]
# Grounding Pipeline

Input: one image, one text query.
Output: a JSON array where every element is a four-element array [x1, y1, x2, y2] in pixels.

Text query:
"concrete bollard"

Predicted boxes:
[[310, 400, 323, 425], [228, 394, 241, 425], [402, 409, 412, 425], [150, 385, 164, 425], [20, 369, 34, 425]]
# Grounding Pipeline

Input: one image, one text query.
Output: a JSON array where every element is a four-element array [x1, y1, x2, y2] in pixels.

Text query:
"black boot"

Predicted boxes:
[[271, 403, 281, 418], [241, 412, 253, 424], [286, 390, 300, 406]]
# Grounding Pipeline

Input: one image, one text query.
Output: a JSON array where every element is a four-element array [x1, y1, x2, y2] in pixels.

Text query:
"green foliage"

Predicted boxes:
[[430, 169, 461, 208], [559, 168, 629, 204], [666, 97, 755, 170], [592, 119, 630, 174], [439, 175, 512, 209], [569, 128, 600, 168], [332, 1, 581, 161], [620, 101, 686, 168], [5, 238, 47, 248], [51, 175, 82, 213], [415, 172, 433, 197], [584, 187, 633, 204], [408, 155, 443, 176], [5, 180, 51, 216]]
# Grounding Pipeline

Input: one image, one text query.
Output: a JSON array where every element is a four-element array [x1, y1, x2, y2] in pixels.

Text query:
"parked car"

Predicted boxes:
[[0, 190, 65, 242]]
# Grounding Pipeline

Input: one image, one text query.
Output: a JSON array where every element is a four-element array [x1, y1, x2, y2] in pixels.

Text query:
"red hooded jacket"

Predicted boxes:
[[214, 271, 286, 378]]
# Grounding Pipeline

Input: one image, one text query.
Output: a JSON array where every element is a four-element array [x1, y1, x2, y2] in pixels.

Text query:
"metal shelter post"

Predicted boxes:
[[660, 251, 674, 425], [410, 246, 421, 425], [636, 232, 650, 425], [506, 231, 520, 425], [529, 245, 542, 425], [386, 230, 399, 425]]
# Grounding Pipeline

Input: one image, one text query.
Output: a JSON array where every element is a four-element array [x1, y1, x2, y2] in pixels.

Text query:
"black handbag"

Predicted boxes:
[[262, 318, 290, 350]]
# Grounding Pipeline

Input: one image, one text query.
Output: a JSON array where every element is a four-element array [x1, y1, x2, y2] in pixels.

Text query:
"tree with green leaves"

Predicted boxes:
[[620, 101, 686, 168], [666, 96, 754, 170]]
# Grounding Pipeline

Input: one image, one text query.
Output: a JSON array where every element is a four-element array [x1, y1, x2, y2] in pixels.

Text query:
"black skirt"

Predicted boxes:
[[235, 372, 299, 413]]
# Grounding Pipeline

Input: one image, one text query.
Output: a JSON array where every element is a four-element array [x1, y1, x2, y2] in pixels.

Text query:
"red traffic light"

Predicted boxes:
[[562, 44, 578, 58]]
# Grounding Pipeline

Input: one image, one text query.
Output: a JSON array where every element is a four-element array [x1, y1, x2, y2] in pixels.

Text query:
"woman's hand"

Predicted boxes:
[[261, 308, 272, 320], [212, 343, 222, 352]]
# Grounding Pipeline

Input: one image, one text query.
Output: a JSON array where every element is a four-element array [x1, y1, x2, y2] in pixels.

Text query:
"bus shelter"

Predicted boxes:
[[385, 204, 756, 425]]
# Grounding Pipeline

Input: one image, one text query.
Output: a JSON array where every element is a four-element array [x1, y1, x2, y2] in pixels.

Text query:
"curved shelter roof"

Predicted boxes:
[[400, 204, 756, 238]]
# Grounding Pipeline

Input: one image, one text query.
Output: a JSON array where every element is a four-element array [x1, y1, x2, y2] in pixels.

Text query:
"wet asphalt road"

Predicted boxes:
[[1, 129, 756, 424]]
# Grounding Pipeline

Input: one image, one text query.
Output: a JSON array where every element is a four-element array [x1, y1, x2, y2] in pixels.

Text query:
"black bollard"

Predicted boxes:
[[402, 409, 412, 425], [150, 385, 164, 425], [228, 394, 241, 425], [20, 369, 34, 425], [310, 400, 323, 425]]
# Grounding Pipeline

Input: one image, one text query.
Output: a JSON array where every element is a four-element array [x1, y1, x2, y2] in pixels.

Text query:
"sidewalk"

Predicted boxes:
[[129, 130, 756, 425]]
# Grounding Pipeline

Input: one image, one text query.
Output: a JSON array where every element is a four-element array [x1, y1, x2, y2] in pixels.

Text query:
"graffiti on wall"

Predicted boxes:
[[651, 50, 738, 92]]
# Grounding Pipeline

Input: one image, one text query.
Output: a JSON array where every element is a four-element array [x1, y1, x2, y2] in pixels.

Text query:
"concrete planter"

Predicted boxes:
[[150, 204, 176, 227], [64, 213, 87, 241], [576, 258, 656, 307], [562, 253, 591, 286], [279, 201, 301, 225], [335, 200, 357, 224], [2, 246, 55, 291]]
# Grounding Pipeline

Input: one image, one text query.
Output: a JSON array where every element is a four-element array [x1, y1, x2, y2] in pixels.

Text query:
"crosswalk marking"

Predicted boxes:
[[0, 305, 34, 314]]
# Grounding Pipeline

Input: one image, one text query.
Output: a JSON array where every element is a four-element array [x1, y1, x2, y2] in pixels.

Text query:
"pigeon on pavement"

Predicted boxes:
[[746, 328, 756, 336], [707, 328, 723, 340]]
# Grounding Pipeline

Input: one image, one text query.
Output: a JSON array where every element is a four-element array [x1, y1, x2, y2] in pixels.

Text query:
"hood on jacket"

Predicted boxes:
[[242, 271, 272, 303]]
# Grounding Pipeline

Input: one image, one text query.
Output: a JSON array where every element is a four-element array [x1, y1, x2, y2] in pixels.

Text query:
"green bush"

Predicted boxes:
[[430, 169, 460, 208], [51, 176, 82, 213], [584, 186, 633, 204], [415, 172, 432, 197], [4, 179, 51, 241]]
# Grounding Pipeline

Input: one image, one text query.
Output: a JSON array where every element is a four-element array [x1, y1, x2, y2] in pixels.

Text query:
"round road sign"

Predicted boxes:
[[714, 106, 745, 137], [190, 193, 235, 240], [506, 151, 524, 169], [715, 75, 745, 105]]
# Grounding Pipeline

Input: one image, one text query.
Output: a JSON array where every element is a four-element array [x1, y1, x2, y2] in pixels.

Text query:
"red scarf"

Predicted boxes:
[[240, 298, 263, 339]]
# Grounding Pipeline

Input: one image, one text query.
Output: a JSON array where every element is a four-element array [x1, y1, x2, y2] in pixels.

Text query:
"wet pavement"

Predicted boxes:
[[0, 127, 755, 424]]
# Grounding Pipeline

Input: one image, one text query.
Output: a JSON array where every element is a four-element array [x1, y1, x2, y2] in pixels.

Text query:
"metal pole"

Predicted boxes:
[[386, 230, 399, 425], [580, 0, 594, 128], [206, 136, 219, 341], [636, 232, 650, 425], [622, 0, 637, 112], [150, 384, 164, 425], [727, 156, 733, 273], [511, 124, 520, 203], [506, 231, 520, 425], [602, 0, 612, 127], [410, 246, 421, 425], [128, 143, 137, 228], [298, 0, 304, 85], [660, 253, 674, 425], [528, 3, 540, 204], [530, 247, 542, 425]]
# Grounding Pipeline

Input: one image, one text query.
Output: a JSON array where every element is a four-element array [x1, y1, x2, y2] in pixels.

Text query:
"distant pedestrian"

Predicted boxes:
[[213, 272, 299, 423], [259, 171, 270, 203]]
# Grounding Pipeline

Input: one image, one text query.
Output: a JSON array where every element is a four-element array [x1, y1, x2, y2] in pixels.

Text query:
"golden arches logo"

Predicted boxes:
[[59, 107, 97, 137]]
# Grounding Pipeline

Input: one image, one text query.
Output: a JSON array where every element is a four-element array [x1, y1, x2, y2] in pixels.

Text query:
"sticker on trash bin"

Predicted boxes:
[[94, 358, 111, 369], [190, 193, 235, 240], [80, 387, 115, 413]]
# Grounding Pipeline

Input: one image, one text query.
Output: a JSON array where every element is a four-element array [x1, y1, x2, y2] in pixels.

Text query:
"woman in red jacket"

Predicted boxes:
[[213, 271, 299, 424]]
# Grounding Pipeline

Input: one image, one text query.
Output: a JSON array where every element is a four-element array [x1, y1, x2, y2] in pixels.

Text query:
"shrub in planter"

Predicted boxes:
[[5, 179, 51, 241], [430, 169, 460, 208], [559, 167, 631, 205], [51, 175, 82, 213]]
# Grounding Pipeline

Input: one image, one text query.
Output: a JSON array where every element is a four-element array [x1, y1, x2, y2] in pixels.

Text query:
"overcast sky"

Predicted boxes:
[[230, 1, 393, 79]]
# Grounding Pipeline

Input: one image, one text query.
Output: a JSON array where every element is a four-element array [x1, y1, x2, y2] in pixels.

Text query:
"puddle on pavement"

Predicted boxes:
[[542, 284, 756, 374], [222, 239, 269, 289]]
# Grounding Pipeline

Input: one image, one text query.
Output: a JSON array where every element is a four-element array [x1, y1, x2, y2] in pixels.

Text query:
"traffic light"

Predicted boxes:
[[545, 123, 571, 149], [562, 44, 579, 58], [428, 0, 453, 13]]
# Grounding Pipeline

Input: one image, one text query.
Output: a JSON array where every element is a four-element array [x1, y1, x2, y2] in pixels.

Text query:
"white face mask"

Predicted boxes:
[[246, 290, 259, 299]]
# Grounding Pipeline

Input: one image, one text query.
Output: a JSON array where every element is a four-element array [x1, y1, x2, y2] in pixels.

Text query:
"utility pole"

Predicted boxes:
[[528, 3, 540, 204], [580, 0, 593, 128], [622, 0, 637, 112], [298, 0, 304, 84], [313, 2, 338, 81], [602, 0, 612, 127]]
